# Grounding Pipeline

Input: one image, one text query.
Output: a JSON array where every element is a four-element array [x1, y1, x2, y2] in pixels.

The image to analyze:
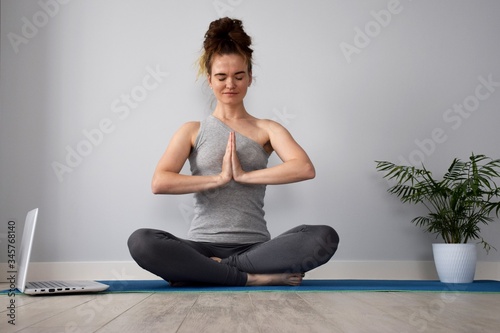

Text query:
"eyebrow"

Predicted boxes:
[[214, 71, 246, 77]]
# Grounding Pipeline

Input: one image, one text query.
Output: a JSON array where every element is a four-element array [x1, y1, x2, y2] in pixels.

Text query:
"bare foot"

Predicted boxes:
[[246, 272, 304, 286], [210, 257, 304, 287]]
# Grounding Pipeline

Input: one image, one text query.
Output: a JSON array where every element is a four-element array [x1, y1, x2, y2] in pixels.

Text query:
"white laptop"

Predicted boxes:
[[16, 208, 109, 295]]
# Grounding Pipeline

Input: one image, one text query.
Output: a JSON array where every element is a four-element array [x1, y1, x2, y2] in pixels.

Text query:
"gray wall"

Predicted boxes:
[[2, 0, 500, 264]]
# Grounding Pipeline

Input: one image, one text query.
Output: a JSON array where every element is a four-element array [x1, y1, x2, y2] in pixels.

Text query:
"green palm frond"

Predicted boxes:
[[375, 153, 500, 253]]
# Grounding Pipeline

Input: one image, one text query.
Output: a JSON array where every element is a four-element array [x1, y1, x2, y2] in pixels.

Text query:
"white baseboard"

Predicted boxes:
[[308, 260, 500, 280], [2, 260, 499, 282]]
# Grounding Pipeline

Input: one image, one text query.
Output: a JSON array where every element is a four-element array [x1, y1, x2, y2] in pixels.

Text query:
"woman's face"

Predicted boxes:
[[208, 53, 252, 107]]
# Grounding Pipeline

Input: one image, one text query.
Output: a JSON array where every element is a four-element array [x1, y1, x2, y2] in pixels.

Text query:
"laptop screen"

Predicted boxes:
[[15, 208, 39, 293]]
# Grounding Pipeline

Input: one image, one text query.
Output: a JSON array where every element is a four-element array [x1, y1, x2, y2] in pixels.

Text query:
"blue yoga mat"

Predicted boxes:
[[97, 279, 500, 293]]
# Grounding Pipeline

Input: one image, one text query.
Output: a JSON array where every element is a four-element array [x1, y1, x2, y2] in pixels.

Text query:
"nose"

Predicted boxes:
[[226, 78, 236, 89]]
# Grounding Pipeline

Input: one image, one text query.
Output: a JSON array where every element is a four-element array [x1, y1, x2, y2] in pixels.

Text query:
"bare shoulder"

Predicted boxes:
[[176, 121, 200, 145], [179, 121, 200, 131], [256, 118, 292, 137]]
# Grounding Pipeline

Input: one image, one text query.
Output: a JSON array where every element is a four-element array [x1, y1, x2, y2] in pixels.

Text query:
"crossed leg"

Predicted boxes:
[[219, 224, 339, 285], [128, 225, 339, 287], [128, 229, 248, 286]]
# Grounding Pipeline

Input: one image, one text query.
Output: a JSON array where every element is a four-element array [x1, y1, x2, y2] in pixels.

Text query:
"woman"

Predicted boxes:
[[128, 17, 339, 286]]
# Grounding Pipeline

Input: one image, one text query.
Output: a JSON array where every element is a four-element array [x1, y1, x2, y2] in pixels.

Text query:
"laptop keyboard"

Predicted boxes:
[[27, 281, 83, 292]]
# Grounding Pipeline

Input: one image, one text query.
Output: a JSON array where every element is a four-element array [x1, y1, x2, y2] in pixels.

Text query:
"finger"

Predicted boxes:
[[226, 132, 232, 151], [230, 131, 235, 151], [231, 132, 238, 161], [231, 133, 240, 166], [223, 133, 232, 163]]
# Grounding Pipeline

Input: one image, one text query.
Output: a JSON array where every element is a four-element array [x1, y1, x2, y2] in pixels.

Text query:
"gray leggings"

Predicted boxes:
[[127, 224, 339, 286]]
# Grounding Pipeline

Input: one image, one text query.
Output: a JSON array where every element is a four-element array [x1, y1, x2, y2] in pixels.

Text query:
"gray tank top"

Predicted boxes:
[[187, 115, 271, 243]]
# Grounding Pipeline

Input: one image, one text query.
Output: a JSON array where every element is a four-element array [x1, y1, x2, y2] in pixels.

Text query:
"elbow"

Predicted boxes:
[[151, 175, 164, 195], [304, 162, 316, 180], [151, 171, 185, 195], [151, 181, 161, 195], [297, 162, 315, 181]]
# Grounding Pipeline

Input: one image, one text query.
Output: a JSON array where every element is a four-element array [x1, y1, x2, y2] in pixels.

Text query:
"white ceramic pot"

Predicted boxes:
[[432, 243, 477, 283]]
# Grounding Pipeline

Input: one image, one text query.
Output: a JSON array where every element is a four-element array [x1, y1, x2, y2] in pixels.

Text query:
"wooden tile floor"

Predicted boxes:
[[1, 283, 499, 332]]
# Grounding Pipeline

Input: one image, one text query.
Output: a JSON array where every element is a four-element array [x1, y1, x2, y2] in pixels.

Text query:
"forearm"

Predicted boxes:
[[152, 172, 227, 195], [235, 159, 315, 185]]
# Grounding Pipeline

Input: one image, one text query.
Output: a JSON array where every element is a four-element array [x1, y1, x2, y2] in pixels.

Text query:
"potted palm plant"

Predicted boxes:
[[375, 153, 500, 283]]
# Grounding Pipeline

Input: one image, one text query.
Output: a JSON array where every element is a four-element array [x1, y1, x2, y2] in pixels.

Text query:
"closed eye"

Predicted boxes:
[[217, 76, 244, 81], [214, 71, 246, 81]]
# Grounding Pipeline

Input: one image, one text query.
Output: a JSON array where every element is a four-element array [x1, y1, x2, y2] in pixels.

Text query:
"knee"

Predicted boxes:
[[313, 225, 340, 256], [127, 228, 155, 260], [324, 225, 340, 246]]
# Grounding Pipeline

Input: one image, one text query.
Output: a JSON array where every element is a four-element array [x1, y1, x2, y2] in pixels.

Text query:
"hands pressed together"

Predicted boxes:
[[219, 132, 246, 184], [152, 122, 315, 195]]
